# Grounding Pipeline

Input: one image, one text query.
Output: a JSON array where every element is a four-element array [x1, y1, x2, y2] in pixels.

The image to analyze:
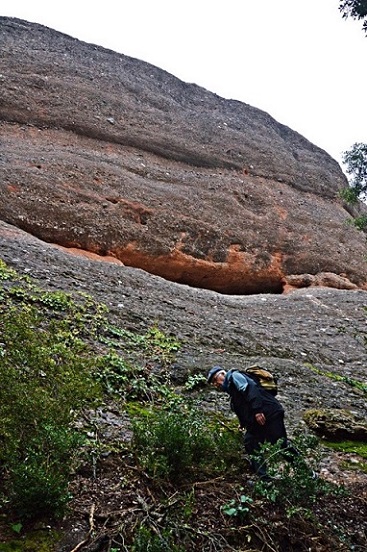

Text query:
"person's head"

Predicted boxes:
[[207, 366, 227, 389]]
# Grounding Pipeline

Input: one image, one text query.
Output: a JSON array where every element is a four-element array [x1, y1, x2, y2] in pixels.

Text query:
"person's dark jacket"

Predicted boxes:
[[224, 370, 284, 431]]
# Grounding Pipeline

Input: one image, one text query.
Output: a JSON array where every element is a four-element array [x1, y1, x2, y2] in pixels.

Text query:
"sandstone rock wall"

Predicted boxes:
[[0, 17, 366, 293]]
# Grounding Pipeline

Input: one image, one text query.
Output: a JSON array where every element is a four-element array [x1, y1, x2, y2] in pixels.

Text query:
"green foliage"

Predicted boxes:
[[339, 0, 367, 34], [328, 440, 367, 459], [34, 290, 75, 310], [340, 458, 367, 473], [338, 186, 359, 204], [132, 526, 184, 552], [342, 142, 367, 201], [7, 426, 81, 518], [132, 403, 241, 481], [0, 305, 100, 415], [222, 491, 253, 518], [184, 373, 207, 390], [94, 353, 137, 397], [11, 523, 22, 534], [95, 323, 181, 402], [0, 300, 101, 518], [0, 259, 18, 281], [305, 363, 367, 394], [1, 265, 109, 344], [0, 258, 184, 521], [102, 323, 180, 366], [143, 325, 181, 365], [350, 214, 367, 231], [252, 434, 345, 517], [340, 142, 367, 231], [0, 529, 60, 551], [323, 439, 367, 461], [95, 352, 176, 403]]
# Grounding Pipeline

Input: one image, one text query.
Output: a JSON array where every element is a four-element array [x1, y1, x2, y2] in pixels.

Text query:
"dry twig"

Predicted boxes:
[[69, 503, 96, 552]]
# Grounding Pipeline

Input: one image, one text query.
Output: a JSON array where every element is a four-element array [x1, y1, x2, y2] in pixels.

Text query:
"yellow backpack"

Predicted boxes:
[[239, 365, 278, 396]]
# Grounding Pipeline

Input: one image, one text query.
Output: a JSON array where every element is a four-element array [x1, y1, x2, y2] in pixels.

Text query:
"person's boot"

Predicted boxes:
[[250, 458, 268, 480]]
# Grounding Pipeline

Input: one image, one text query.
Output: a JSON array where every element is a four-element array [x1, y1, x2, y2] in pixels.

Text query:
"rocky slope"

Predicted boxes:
[[1, 220, 366, 427], [1, 16, 367, 294], [0, 8, 366, 475], [0, 17, 366, 550], [0, 220, 366, 551]]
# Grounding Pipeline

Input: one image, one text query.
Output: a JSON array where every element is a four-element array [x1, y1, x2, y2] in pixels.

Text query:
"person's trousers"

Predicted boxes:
[[243, 412, 299, 477]]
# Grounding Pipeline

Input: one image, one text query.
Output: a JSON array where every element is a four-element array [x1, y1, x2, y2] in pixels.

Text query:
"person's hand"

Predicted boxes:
[[255, 413, 266, 425]]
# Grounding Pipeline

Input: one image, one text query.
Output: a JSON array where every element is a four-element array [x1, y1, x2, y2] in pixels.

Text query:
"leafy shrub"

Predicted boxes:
[[0, 304, 101, 518], [142, 325, 180, 366], [350, 214, 367, 231], [132, 526, 184, 552], [339, 187, 359, 204], [95, 322, 182, 402], [95, 352, 176, 403], [102, 323, 180, 367], [184, 373, 207, 390], [8, 425, 82, 518], [252, 434, 345, 516], [132, 402, 241, 480], [0, 259, 18, 281]]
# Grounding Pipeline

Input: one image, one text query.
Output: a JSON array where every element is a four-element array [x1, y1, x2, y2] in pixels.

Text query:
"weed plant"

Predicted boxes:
[[0, 258, 184, 520], [101, 324, 180, 367], [94, 352, 176, 403], [251, 433, 346, 517], [222, 492, 253, 519], [132, 401, 241, 481], [132, 526, 185, 552], [0, 299, 101, 518]]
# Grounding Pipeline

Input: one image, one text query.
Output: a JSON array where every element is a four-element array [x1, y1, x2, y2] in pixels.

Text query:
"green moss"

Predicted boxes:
[[340, 459, 367, 473], [322, 439, 367, 460], [0, 530, 60, 551], [305, 363, 367, 394], [323, 439, 367, 472], [126, 401, 156, 418]]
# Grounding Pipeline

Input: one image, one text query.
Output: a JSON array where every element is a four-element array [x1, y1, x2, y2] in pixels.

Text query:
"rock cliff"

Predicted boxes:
[[0, 16, 366, 294], [0, 19, 366, 548]]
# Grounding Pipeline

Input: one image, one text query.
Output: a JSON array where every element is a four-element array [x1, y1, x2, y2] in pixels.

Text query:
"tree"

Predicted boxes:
[[342, 142, 367, 202], [339, 0, 367, 34]]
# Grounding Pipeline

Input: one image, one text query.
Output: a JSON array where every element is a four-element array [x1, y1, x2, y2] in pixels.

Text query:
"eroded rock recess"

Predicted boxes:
[[0, 16, 366, 294]]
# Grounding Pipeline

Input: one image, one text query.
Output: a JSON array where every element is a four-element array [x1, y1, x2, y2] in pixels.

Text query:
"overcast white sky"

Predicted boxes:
[[1, 0, 366, 172]]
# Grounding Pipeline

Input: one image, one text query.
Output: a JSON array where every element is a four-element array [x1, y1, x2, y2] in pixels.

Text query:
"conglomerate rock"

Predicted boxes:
[[0, 16, 366, 294], [303, 408, 367, 440]]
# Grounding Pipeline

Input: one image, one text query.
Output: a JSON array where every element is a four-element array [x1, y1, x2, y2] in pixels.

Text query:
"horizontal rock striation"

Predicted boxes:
[[0, 17, 366, 294]]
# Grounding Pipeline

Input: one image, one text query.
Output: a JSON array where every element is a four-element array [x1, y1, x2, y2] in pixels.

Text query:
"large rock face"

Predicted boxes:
[[0, 17, 366, 294]]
